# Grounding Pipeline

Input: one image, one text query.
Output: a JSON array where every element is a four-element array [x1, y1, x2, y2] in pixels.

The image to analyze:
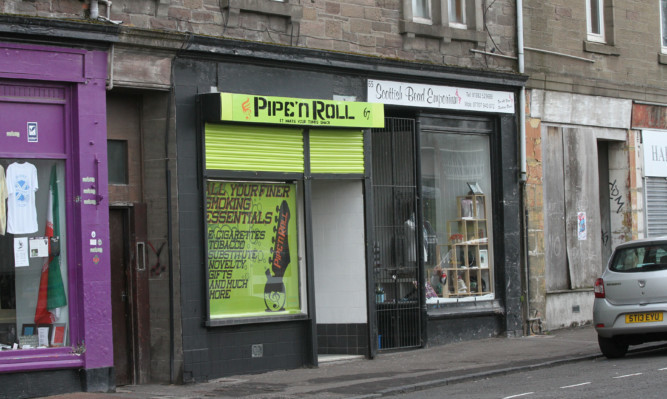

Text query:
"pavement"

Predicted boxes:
[[38, 324, 667, 399]]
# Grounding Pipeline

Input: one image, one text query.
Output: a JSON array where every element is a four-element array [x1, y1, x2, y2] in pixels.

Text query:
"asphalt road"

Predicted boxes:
[[387, 346, 667, 399]]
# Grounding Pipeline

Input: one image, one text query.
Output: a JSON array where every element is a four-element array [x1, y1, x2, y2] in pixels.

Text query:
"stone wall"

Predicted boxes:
[[524, 0, 667, 101], [2, 0, 518, 72]]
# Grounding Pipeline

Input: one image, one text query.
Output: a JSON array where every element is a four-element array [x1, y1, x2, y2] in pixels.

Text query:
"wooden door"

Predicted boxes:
[[110, 208, 132, 385]]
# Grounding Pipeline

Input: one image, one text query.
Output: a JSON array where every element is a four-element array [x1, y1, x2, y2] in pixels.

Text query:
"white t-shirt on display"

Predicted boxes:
[[0, 165, 7, 235], [6, 162, 39, 234]]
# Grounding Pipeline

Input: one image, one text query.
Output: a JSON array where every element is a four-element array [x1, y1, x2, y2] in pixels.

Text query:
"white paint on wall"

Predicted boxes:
[[545, 291, 594, 331], [529, 89, 632, 129]]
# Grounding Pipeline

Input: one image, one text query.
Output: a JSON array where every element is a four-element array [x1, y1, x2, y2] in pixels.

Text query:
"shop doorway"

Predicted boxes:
[[371, 117, 421, 350], [106, 92, 151, 384], [109, 205, 148, 385], [312, 180, 368, 356]]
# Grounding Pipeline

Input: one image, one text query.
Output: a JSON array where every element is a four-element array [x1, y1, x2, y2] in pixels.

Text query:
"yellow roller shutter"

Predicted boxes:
[[309, 129, 364, 174], [205, 124, 304, 172]]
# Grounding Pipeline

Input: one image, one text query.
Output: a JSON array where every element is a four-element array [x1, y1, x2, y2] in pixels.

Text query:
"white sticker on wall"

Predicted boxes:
[[27, 122, 38, 143]]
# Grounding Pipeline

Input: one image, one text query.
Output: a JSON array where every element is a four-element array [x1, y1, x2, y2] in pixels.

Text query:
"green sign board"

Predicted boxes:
[[212, 92, 385, 128], [206, 180, 301, 319]]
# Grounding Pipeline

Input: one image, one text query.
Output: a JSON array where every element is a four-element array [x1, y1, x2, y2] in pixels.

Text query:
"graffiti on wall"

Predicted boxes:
[[609, 179, 625, 214]]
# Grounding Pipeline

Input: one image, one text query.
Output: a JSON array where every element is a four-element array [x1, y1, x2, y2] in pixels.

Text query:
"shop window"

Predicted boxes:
[[205, 180, 306, 325], [107, 140, 128, 185], [0, 159, 69, 349], [420, 132, 494, 306]]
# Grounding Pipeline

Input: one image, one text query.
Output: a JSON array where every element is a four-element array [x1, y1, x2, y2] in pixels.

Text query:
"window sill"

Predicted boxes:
[[206, 313, 309, 327], [659, 52, 667, 65], [427, 299, 504, 319], [0, 347, 84, 373], [583, 41, 620, 56], [399, 20, 486, 46]]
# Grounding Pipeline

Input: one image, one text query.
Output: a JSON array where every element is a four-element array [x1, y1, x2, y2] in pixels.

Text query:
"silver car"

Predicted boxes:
[[593, 237, 667, 358]]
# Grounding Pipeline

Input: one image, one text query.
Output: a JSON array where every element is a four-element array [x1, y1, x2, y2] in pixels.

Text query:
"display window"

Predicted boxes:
[[205, 180, 305, 323], [420, 132, 495, 305], [0, 159, 69, 349]]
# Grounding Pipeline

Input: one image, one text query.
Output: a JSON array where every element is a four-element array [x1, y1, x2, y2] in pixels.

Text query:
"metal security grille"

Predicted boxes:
[[372, 117, 421, 350], [646, 177, 667, 237]]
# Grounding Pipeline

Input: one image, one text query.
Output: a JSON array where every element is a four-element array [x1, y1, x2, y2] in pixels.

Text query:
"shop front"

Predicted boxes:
[[367, 79, 523, 347], [173, 44, 525, 379], [0, 42, 113, 396], [174, 52, 385, 379]]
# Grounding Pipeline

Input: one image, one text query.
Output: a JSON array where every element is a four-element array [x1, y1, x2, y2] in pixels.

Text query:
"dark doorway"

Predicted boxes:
[[110, 208, 133, 385], [371, 117, 422, 350]]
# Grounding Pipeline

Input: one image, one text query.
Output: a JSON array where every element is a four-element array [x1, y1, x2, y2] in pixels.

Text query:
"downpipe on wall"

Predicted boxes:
[[89, 0, 122, 24], [516, 0, 541, 334]]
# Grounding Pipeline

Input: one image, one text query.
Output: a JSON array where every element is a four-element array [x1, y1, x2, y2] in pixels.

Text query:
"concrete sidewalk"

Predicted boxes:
[[42, 325, 642, 399]]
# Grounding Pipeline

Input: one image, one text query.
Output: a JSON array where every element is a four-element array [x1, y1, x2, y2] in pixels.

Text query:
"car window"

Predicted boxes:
[[610, 245, 667, 272]]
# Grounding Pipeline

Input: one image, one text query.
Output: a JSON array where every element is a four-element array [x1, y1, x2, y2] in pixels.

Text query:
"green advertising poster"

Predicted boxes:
[[206, 180, 300, 319]]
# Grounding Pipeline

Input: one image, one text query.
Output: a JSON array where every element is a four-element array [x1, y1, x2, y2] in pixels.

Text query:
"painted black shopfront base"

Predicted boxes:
[[0, 367, 114, 399], [426, 313, 505, 346], [183, 321, 310, 382]]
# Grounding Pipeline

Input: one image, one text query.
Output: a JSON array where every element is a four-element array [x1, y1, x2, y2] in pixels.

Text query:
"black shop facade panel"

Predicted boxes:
[[175, 70, 384, 380]]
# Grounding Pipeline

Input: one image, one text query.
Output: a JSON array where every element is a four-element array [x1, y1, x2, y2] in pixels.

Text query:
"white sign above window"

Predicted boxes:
[[367, 79, 515, 114], [643, 129, 667, 177]]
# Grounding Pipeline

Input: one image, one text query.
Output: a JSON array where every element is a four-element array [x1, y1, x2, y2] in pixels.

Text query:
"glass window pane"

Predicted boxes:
[[0, 159, 69, 349], [662, 0, 667, 48], [107, 140, 128, 185], [421, 132, 494, 306], [412, 0, 430, 19], [449, 0, 465, 24], [589, 0, 601, 35]]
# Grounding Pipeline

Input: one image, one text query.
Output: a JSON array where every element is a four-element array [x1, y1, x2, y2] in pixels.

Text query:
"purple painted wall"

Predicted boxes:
[[0, 42, 111, 372]]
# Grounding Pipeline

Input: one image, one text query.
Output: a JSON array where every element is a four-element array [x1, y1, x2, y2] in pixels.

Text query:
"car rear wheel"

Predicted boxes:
[[598, 335, 629, 358]]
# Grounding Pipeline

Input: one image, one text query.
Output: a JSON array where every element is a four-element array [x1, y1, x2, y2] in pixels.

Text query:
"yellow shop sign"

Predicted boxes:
[[201, 92, 385, 128]]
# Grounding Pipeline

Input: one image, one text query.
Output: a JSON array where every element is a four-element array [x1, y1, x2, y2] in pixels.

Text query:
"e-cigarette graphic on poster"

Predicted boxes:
[[206, 181, 300, 319]]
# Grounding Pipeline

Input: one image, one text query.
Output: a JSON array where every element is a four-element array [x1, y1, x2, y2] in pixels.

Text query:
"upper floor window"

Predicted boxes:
[[449, 0, 466, 28], [412, 0, 432, 24], [587, 0, 605, 42], [400, 0, 486, 45], [661, 0, 667, 52]]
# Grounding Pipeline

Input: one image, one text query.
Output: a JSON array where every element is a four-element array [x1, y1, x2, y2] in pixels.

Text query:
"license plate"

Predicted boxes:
[[625, 312, 663, 323]]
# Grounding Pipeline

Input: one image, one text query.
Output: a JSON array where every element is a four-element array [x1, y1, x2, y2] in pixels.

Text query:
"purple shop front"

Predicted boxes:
[[0, 42, 112, 386]]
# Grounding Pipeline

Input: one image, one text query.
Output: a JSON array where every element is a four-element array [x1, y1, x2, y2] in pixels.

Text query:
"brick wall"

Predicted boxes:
[[524, 91, 546, 323]]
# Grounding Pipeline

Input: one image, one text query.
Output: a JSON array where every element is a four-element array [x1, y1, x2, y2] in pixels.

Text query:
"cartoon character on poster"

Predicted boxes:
[[577, 212, 587, 240]]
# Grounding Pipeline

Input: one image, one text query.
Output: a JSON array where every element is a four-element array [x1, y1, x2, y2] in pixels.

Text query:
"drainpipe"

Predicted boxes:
[[516, 0, 536, 334], [90, 0, 99, 19], [106, 43, 114, 91], [517, 0, 526, 178], [89, 0, 122, 24]]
